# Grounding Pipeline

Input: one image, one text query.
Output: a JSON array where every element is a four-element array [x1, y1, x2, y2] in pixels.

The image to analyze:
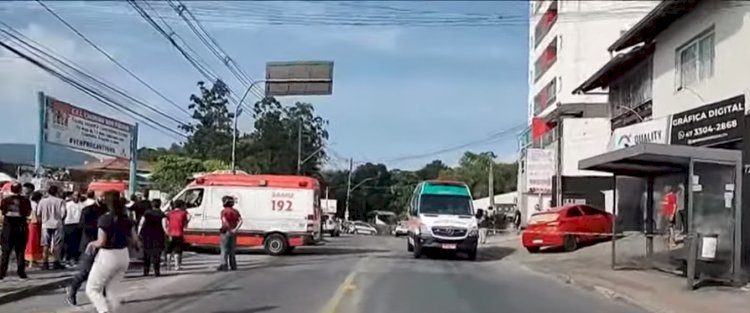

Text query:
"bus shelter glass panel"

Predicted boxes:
[[690, 161, 737, 282]]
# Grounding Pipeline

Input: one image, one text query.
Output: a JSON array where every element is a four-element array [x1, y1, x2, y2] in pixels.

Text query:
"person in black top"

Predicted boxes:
[[65, 192, 108, 306], [0, 183, 32, 280], [138, 199, 166, 277], [85, 191, 136, 313]]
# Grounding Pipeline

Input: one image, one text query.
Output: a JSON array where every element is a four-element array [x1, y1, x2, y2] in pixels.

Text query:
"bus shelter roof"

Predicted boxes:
[[578, 143, 741, 177]]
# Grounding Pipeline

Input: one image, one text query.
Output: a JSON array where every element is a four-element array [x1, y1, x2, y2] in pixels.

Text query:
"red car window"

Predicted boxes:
[[580, 205, 602, 216], [565, 207, 583, 217]]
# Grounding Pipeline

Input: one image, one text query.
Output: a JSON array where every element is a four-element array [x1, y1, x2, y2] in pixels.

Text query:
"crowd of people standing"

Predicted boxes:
[[1, 182, 242, 313]]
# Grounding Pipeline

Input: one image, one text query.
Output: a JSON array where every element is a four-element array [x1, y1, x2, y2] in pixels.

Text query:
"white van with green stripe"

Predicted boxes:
[[406, 180, 483, 260]]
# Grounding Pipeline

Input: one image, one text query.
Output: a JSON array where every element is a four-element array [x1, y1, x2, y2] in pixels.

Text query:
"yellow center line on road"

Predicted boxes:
[[320, 271, 358, 313]]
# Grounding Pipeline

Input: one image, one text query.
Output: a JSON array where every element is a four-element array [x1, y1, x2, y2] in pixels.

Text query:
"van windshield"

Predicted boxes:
[[419, 194, 473, 215]]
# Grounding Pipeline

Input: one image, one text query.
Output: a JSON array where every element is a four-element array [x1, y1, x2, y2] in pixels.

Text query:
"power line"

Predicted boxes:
[[165, 0, 264, 100], [0, 24, 189, 131], [382, 123, 525, 165], [127, 0, 220, 83], [127, 0, 251, 114], [35, 0, 192, 118], [0, 34, 187, 140]]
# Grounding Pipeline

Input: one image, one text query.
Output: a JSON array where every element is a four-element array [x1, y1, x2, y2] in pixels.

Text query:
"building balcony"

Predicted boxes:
[[534, 0, 558, 48], [533, 78, 558, 116], [534, 36, 558, 83]]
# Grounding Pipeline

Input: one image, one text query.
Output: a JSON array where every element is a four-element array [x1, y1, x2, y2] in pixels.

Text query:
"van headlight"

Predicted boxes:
[[468, 226, 479, 237], [415, 223, 431, 236]]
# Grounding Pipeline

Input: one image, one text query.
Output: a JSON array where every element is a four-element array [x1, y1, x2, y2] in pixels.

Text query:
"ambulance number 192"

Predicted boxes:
[[272, 199, 293, 211]]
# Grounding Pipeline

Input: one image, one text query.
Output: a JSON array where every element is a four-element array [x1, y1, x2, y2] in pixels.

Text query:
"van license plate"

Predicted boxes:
[[442, 244, 457, 250], [532, 239, 543, 244]]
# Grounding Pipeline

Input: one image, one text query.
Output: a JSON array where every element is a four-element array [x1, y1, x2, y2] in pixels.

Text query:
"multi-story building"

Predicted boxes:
[[517, 0, 656, 224]]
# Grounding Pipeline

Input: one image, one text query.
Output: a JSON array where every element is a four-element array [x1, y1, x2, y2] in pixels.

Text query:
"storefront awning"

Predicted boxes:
[[578, 143, 741, 176]]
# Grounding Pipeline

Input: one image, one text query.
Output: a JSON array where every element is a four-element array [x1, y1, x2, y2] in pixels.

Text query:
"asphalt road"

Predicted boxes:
[[2, 235, 648, 313]]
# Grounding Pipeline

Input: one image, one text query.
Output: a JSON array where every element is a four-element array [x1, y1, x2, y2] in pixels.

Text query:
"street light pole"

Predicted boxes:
[[296, 119, 302, 174], [345, 175, 377, 221], [231, 80, 265, 174]]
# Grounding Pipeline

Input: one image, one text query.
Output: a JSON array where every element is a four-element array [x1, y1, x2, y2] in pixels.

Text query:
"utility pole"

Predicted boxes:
[[555, 121, 563, 207], [345, 158, 353, 220], [296, 119, 302, 174]]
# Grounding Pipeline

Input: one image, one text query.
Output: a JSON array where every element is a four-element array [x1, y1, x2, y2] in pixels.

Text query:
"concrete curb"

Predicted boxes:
[[0, 276, 73, 305]]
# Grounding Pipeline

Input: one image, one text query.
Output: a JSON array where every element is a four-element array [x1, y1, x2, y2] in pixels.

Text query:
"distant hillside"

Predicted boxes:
[[0, 143, 100, 167]]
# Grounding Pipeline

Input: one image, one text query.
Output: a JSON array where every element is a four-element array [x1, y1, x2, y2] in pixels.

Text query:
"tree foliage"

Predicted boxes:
[[237, 98, 329, 175], [146, 80, 330, 191], [180, 81, 234, 162]]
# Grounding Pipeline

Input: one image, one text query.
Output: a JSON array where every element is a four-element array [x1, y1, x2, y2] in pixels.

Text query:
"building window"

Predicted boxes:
[[610, 57, 653, 129], [534, 0, 558, 47], [534, 36, 558, 82], [534, 78, 557, 115], [677, 31, 714, 90]]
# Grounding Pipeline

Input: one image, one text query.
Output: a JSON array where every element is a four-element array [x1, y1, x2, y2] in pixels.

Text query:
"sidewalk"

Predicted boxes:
[[0, 265, 77, 305], [497, 235, 750, 313]]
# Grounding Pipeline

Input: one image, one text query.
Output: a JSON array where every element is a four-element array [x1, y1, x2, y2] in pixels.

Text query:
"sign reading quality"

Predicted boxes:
[[609, 116, 670, 151], [45, 98, 134, 158], [670, 95, 745, 147]]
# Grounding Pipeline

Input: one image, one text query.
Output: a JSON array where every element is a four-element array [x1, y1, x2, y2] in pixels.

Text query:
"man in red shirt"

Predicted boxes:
[[165, 200, 190, 270], [218, 196, 242, 271], [660, 185, 678, 247]]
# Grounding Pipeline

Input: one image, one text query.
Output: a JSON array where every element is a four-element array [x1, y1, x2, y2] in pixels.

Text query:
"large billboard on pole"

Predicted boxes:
[[44, 97, 134, 159], [265, 61, 333, 96]]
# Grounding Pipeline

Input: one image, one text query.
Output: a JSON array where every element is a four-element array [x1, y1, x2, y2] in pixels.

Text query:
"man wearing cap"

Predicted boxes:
[[0, 183, 33, 279]]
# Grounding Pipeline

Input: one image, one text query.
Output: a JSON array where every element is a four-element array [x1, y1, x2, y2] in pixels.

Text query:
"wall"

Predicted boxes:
[[561, 118, 611, 176], [651, 0, 750, 118], [530, 0, 657, 119]]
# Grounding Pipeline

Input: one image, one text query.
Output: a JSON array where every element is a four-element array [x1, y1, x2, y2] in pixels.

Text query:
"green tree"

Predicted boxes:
[[239, 98, 329, 175], [180, 80, 234, 162], [389, 169, 419, 214], [416, 159, 448, 180], [438, 151, 517, 199], [202, 159, 230, 172], [150, 155, 207, 195], [137, 144, 183, 162]]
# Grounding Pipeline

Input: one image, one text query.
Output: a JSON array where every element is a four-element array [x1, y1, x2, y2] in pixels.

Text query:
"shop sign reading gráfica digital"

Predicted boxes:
[[670, 95, 745, 147]]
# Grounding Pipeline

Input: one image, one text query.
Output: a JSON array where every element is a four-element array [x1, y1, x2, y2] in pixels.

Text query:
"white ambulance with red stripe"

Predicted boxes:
[[164, 173, 322, 256]]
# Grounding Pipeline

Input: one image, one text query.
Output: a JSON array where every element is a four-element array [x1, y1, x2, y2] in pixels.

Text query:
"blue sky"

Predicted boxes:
[[0, 1, 529, 170]]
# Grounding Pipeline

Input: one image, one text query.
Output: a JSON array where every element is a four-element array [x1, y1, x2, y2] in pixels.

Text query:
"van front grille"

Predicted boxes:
[[431, 226, 467, 237]]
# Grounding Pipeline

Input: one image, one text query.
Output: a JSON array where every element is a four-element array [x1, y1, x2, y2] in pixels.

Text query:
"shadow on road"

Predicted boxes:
[[291, 247, 389, 256], [212, 305, 278, 313], [123, 287, 241, 304]]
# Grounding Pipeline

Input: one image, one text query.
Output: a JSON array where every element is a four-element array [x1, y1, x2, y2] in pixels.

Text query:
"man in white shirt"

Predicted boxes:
[[63, 191, 84, 264], [37, 185, 67, 270], [82, 190, 96, 207]]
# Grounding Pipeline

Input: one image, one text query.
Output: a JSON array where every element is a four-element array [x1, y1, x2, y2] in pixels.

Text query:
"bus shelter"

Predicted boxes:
[[578, 143, 745, 288]]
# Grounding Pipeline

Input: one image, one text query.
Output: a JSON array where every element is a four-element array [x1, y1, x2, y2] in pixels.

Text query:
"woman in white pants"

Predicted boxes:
[[84, 192, 137, 313]]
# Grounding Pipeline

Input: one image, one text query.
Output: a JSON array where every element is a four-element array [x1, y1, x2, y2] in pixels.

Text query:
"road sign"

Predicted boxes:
[[44, 97, 134, 159], [265, 61, 333, 96]]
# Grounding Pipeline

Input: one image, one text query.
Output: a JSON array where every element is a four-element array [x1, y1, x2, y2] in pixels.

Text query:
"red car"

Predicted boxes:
[[522, 205, 613, 253]]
